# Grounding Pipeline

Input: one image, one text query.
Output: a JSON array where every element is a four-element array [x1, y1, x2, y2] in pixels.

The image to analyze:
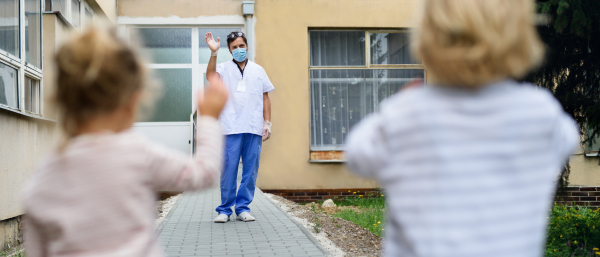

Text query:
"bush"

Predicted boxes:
[[545, 204, 600, 256]]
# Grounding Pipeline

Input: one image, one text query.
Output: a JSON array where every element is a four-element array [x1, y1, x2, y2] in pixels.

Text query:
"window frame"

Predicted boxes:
[[24, 75, 41, 114], [45, 0, 95, 29], [82, 1, 94, 27], [69, 0, 81, 29], [308, 29, 426, 153], [0, 0, 22, 63], [0, 0, 44, 117]]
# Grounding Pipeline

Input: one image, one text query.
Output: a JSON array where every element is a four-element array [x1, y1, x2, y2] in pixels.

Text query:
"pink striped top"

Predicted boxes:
[[22, 117, 223, 257]]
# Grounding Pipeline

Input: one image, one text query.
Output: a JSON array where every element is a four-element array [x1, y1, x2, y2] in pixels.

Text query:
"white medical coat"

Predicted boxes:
[[216, 60, 275, 136]]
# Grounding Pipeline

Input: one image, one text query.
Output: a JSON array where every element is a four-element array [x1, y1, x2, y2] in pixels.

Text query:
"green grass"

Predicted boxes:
[[330, 191, 386, 237], [335, 191, 385, 208], [0, 251, 25, 257], [334, 206, 385, 236]]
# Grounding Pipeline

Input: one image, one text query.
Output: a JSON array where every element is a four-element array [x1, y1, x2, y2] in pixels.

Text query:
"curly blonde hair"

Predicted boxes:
[[411, 0, 545, 87], [54, 24, 152, 139]]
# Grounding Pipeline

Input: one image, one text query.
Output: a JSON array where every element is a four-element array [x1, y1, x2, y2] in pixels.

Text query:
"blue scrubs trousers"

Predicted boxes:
[[215, 133, 262, 216]]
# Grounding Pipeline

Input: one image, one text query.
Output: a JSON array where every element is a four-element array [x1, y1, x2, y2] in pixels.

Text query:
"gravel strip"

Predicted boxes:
[[264, 193, 384, 257], [155, 194, 181, 228]]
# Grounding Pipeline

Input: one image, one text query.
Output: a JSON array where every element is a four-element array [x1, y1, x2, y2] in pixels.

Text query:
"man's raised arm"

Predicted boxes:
[[205, 32, 220, 78]]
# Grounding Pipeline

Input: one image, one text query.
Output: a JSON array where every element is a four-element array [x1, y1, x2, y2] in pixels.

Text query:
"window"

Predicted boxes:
[[0, 0, 43, 115], [0, 63, 18, 109], [0, 0, 20, 58], [584, 125, 600, 157], [135, 28, 192, 122], [310, 30, 425, 150], [71, 0, 80, 28], [83, 6, 92, 26], [131, 26, 242, 122], [26, 0, 42, 68], [137, 28, 192, 64], [150, 69, 192, 122], [24, 76, 40, 113], [50, 0, 67, 14], [47, 0, 94, 29]]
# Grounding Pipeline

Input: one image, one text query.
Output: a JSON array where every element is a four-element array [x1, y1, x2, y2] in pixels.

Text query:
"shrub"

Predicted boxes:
[[545, 204, 600, 256]]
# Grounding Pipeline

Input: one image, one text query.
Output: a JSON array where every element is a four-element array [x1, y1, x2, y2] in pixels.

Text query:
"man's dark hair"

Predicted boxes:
[[226, 31, 248, 49]]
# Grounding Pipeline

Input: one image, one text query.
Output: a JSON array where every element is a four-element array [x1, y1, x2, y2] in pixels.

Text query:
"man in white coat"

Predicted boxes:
[[205, 31, 274, 223]]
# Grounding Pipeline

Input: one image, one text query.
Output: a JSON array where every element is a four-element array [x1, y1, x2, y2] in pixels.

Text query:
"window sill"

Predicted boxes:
[[0, 105, 56, 122], [309, 159, 346, 163], [43, 11, 76, 30], [309, 151, 345, 163], [584, 151, 599, 157]]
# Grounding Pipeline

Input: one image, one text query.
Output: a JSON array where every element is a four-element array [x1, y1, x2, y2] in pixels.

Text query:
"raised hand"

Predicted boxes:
[[198, 74, 228, 119], [205, 32, 220, 53]]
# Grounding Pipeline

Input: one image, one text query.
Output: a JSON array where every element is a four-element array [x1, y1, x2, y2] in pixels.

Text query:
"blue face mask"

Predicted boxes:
[[232, 48, 247, 62]]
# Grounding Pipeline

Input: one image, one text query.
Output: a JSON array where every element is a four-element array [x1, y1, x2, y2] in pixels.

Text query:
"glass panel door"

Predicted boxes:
[[135, 28, 192, 64], [144, 68, 192, 122]]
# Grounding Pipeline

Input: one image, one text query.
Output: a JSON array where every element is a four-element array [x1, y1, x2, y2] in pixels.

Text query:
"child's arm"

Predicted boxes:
[[148, 117, 223, 191], [149, 74, 228, 191], [345, 114, 389, 178]]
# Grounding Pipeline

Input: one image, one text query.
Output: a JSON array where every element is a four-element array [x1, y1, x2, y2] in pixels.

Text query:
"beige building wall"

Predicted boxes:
[[118, 0, 243, 17], [0, 14, 70, 222], [0, 112, 57, 220], [254, 0, 421, 189], [568, 146, 600, 186], [88, 0, 118, 22]]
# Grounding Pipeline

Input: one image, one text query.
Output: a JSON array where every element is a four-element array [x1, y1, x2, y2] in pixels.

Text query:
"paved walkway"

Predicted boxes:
[[156, 176, 330, 257]]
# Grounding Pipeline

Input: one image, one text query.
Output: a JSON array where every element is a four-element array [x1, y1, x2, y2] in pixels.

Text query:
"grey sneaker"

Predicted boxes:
[[214, 214, 230, 223], [236, 212, 255, 222]]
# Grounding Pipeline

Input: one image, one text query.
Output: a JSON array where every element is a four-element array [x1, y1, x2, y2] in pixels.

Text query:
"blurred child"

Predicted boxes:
[[346, 0, 579, 256], [22, 25, 228, 257]]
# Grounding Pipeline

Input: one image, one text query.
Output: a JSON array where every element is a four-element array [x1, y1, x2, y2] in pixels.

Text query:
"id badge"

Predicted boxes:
[[237, 80, 247, 92]]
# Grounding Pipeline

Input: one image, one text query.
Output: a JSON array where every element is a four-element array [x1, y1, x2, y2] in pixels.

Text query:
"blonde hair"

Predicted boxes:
[[411, 0, 545, 87], [54, 23, 152, 139]]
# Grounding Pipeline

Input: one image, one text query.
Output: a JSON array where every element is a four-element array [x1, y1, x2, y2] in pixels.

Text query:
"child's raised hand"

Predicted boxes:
[[198, 74, 228, 119]]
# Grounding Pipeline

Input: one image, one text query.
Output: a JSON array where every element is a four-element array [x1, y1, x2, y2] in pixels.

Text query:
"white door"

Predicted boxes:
[[132, 122, 191, 153], [128, 27, 241, 154]]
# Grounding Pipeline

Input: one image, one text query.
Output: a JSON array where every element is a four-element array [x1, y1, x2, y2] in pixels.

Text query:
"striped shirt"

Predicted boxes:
[[22, 117, 223, 257], [346, 80, 579, 257]]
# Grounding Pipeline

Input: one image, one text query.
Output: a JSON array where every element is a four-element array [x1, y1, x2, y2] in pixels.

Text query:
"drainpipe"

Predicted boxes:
[[242, 1, 255, 61]]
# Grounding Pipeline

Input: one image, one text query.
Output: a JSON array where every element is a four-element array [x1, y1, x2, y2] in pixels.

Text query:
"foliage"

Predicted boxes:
[[525, 0, 600, 189], [527, 0, 600, 147], [0, 251, 25, 257], [334, 207, 385, 237], [335, 191, 386, 209], [331, 192, 386, 237], [545, 204, 600, 256]]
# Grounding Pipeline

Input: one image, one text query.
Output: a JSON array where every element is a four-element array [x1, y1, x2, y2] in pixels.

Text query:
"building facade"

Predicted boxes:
[[0, 0, 114, 251], [117, 0, 600, 202]]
